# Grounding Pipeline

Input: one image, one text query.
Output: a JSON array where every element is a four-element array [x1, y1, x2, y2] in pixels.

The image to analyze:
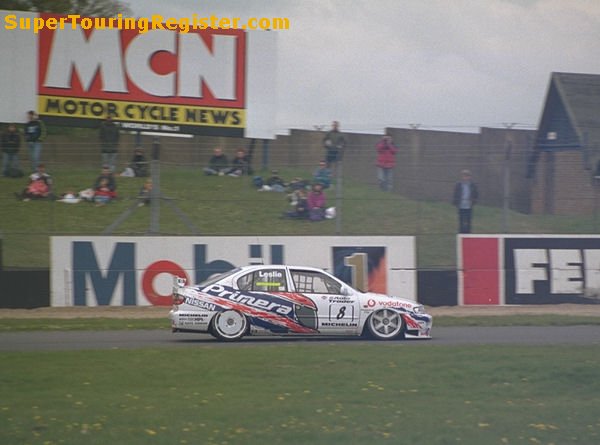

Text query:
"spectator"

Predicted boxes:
[[307, 183, 327, 221], [203, 147, 230, 175], [93, 165, 117, 195], [313, 160, 332, 189], [16, 163, 53, 201], [137, 178, 153, 206], [129, 147, 148, 177], [288, 177, 309, 192], [99, 116, 120, 171], [227, 149, 250, 177], [323, 120, 346, 169], [264, 169, 286, 192], [452, 169, 479, 234], [2, 123, 22, 178], [375, 134, 399, 191], [284, 188, 309, 219], [24, 110, 46, 171], [94, 177, 117, 206]]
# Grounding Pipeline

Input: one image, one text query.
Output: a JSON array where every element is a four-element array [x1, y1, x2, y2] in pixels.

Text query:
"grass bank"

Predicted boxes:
[[1, 345, 599, 445]]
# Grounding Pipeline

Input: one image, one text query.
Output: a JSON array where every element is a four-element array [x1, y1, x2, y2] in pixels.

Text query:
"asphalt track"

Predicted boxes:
[[1, 326, 600, 351]]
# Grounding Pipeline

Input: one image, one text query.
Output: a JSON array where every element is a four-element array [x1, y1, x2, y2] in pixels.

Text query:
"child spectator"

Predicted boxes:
[[138, 178, 153, 206], [284, 188, 309, 219], [204, 147, 229, 175], [94, 177, 117, 206], [92, 165, 117, 205], [16, 164, 53, 201]]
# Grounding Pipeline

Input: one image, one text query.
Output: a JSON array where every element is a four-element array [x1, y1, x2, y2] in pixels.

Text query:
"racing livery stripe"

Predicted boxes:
[[402, 314, 421, 329], [272, 292, 318, 309], [197, 292, 317, 334]]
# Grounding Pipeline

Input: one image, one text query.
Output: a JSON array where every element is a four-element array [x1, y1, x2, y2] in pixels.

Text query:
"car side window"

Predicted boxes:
[[291, 270, 341, 294], [237, 269, 287, 292]]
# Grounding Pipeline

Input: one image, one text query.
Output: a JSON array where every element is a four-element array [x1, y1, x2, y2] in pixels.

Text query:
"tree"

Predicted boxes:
[[0, 0, 132, 16]]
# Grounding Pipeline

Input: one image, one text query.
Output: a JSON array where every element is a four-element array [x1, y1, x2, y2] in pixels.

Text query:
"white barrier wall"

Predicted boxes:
[[51, 236, 416, 306]]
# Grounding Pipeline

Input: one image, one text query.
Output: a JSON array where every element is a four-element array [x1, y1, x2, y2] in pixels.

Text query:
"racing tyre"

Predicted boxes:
[[210, 310, 248, 341], [366, 309, 405, 340]]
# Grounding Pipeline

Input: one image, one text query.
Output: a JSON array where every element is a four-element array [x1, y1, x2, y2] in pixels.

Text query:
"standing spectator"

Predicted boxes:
[[24, 110, 46, 171], [452, 169, 479, 234], [203, 147, 230, 175], [2, 123, 22, 177], [307, 183, 327, 221], [313, 160, 332, 189], [323, 120, 346, 169], [375, 134, 399, 191], [99, 116, 120, 171]]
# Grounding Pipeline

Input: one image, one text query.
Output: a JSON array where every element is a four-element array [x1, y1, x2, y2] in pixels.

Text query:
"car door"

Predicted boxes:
[[289, 268, 360, 334]]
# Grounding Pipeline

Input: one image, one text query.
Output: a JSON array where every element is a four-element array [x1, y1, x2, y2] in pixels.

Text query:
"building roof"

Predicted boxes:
[[536, 72, 600, 155]]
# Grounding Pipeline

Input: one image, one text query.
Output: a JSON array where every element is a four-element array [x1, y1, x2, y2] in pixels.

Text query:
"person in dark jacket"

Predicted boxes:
[[452, 169, 479, 234], [24, 110, 46, 171], [99, 116, 120, 171], [2, 123, 22, 177], [203, 147, 230, 175]]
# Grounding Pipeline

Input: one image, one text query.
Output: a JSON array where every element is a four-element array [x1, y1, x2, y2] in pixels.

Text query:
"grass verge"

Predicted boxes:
[[1, 345, 599, 445]]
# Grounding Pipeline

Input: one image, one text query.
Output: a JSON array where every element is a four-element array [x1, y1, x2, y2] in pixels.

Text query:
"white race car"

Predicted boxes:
[[170, 265, 432, 341]]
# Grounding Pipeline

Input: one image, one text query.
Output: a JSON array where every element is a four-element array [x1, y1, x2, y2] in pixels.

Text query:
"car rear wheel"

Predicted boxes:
[[210, 310, 248, 341], [366, 309, 404, 340]]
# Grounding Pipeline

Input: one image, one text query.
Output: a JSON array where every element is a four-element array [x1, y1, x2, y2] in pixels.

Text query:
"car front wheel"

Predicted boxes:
[[366, 309, 405, 340], [210, 310, 248, 341]]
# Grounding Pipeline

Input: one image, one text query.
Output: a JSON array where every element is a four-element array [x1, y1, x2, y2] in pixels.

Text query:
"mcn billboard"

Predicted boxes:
[[0, 10, 277, 138]]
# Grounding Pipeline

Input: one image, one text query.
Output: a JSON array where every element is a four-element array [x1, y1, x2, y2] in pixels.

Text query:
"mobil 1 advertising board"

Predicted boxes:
[[459, 235, 600, 305], [50, 236, 416, 307]]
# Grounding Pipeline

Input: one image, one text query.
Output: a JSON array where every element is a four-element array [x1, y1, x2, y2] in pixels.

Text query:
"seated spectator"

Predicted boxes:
[[259, 170, 286, 192], [307, 183, 327, 221], [288, 177, 309, 191], [284, 188, 309, 219], [203, 147, 229, 175], [16, 164, 53, 201], [313, 160, 332, 189], [93, 165, 117, 205], [227, 149, 250, 177], [94, 177, 117, 206], [120, 146, 148, 177]]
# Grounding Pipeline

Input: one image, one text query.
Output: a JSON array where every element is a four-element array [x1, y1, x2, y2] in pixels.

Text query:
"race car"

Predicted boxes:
[[170, 265, 432, 341]]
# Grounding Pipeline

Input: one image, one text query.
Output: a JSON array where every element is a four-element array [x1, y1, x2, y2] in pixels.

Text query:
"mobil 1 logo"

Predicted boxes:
[[504, 237, 600, 304]]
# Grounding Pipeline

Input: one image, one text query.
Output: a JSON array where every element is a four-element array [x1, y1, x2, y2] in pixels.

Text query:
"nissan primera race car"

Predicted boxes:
[[170, 265, 432, 341]]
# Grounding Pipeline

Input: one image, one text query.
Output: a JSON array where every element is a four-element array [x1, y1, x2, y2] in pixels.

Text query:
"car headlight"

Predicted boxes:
[[412, 305, 425, 314]]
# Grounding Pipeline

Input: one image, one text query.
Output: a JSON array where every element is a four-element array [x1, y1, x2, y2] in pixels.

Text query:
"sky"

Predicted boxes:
[[125, 0, 600, 134]]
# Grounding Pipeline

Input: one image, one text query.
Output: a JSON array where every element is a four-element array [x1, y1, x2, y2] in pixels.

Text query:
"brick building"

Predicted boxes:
[[530, 72, 600, 215]]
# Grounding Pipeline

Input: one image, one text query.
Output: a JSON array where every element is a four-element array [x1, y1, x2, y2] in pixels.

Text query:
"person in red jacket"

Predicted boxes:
[[375, 134, 399, 191]]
